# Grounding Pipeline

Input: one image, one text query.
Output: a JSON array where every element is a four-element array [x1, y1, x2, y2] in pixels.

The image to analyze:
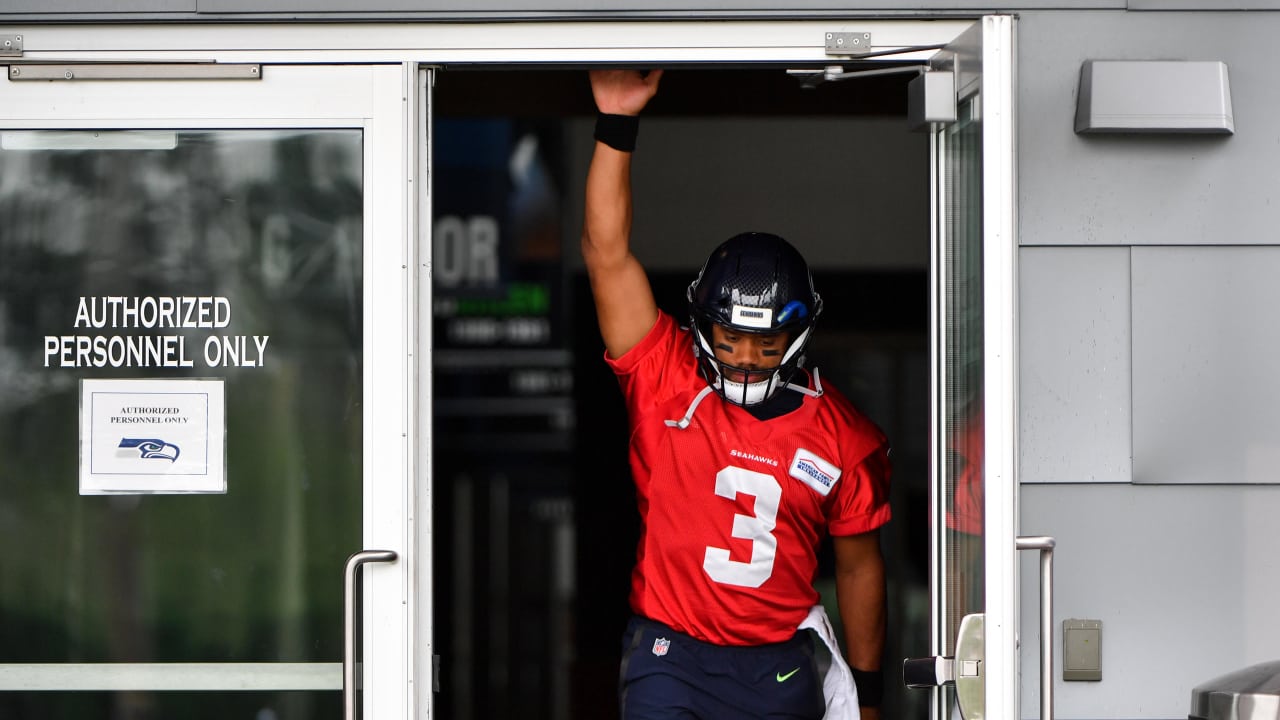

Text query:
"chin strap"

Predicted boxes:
[[785, 366, 824, 398], [664, 385, 716, 429], [665, 367, 824, 430]]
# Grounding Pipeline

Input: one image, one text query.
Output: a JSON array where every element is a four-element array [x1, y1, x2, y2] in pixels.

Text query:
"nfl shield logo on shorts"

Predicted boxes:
[[652, 637, 670, 657]]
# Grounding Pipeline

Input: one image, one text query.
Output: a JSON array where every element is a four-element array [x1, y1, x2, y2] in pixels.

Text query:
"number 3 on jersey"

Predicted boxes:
[[702, 465, 782, 588]]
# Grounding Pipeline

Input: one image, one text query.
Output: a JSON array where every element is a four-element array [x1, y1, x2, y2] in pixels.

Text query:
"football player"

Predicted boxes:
[[583, 68, 891, 720]]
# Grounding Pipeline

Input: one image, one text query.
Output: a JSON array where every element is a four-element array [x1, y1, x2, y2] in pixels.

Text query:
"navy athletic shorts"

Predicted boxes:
[[618, 615, 826, 720]]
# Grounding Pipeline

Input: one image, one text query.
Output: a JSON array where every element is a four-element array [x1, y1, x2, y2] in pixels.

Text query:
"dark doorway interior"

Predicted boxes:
[[432, 67, 931, 720]]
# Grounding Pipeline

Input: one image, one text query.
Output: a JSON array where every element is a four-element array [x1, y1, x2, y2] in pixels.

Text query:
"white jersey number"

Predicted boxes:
[[702, 466, 781, 588]]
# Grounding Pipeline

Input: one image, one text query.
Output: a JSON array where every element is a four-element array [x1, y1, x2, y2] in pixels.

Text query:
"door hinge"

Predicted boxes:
[[825, 32, 872, 57], [0, 35, 22, 57]]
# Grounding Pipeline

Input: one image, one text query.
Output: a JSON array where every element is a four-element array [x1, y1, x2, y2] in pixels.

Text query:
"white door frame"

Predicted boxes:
[[3, 19, 971, 64], [926, 16, 1018, 720], [981, 15, 1020, 720], [0, 17, 1016, 719]]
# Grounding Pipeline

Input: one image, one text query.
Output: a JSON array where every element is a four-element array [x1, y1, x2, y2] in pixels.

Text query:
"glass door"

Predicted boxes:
[[0, 64, 412, 719], [936, 87, 985, 720], [928, 15, 1017, 720]]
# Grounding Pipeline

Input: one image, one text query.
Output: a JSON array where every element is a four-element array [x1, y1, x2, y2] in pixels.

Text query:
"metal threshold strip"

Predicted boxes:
[[0, 663, 341, 691]]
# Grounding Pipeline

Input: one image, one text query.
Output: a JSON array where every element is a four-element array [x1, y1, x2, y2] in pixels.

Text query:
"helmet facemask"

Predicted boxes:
[[691, 321, 815, 406], [687, 232, 822, 407]]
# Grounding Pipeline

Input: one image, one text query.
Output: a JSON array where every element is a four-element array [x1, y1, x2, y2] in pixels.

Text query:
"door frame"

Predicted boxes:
[[931, 14, 1019, 720], [979, 16, 1019, 720], [0, 16, 1017, 719], [926, 16, 1017, 720]]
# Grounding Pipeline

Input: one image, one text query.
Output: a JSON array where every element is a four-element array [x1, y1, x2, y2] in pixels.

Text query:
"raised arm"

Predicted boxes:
[[582, 69, 663, 359]]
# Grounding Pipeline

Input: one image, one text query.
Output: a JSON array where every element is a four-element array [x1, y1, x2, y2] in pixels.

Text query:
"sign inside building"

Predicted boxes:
[[79, 378, 226, 495]]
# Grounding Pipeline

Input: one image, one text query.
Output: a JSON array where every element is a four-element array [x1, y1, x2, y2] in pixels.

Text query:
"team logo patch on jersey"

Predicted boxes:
[[652, 637, 671, 657], [789, 448, 842, 497], [731, 304, 773, 329]]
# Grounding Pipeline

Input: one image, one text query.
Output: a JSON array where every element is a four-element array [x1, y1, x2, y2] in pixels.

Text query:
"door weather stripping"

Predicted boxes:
[[8, 63, 261, 81], [0, 35, 21, 57]]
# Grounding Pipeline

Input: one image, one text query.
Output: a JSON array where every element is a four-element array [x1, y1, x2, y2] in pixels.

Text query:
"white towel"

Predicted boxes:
[[798, 604, 860, 720]]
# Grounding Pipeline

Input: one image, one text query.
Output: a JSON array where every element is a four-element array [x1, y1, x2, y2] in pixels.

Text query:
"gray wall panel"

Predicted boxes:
[[1131, 246, 1280, 484], [194, 0, 1120, 10], [1020, 11, 1280, 247], [1130, 0, 1280, 8], [1019, 246, 1131, 483], [1018, 12, 1280, 719], [1019, 483, 1280, 720]]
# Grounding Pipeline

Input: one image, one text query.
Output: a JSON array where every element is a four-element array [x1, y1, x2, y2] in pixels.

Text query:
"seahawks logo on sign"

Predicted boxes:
[[118, 437, 181, 462]]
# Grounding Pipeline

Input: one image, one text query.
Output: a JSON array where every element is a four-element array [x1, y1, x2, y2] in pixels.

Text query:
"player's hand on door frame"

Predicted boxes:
[[589, 69, 663, 116]]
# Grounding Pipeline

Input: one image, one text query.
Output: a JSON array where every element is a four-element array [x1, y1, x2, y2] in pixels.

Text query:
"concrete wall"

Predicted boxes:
[[1018, 9, 1280, 719]]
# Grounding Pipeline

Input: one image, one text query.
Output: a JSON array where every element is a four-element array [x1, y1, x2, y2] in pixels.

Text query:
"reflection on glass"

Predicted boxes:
[[942, 97, 984, 660], [1, 130, 178, 151], [1, 691, 338, 720], [0, 129, 362, 718]]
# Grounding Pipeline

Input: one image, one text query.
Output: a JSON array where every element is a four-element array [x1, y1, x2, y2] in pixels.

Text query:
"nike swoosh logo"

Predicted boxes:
[[776, 667, 800, 682]]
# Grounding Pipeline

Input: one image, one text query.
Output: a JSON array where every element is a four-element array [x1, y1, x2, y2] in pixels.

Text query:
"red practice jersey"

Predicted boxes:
[[606, 312, 891, 646]]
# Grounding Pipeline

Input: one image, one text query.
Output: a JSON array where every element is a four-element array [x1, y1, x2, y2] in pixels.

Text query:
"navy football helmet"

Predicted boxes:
[[687, 232, 822, 406]]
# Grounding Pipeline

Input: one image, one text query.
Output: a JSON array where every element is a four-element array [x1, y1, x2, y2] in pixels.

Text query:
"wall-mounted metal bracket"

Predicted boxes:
[[908, 69, 957, 131], [787, 63, 923, 90], [825, 32, 872, 57], [0, 35, 22, 57]]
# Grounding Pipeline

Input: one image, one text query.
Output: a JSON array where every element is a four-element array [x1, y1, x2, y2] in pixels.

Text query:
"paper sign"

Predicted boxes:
[[79, 378, 226, 495]]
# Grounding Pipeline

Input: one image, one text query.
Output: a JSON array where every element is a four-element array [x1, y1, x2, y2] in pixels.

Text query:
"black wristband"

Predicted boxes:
[[594, 112, 640, 152], [851, 668, 884, 708]]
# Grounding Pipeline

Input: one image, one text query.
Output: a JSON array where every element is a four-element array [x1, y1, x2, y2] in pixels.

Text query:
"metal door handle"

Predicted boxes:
[[1016, 536, 1056, 720], [903, 655, 954, 688], [343, 550, 398, 720], [903, 613, 985, 719]]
